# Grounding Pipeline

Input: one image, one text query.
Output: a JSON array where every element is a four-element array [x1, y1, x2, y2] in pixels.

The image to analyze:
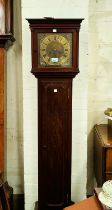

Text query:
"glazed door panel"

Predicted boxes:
[[38, 79, 72, 210]]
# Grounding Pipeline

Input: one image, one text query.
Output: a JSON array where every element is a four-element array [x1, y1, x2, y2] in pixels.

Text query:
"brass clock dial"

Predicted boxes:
[[38, 33, 72, 67]]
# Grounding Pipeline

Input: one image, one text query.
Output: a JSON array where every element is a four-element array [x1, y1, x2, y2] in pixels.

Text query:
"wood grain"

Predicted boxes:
[[94, 124, 112, 187], [64, 196, 103, 210], [0, 48, 4, 172], [0, 0, 14, 175], [38, 78, 72, 210]]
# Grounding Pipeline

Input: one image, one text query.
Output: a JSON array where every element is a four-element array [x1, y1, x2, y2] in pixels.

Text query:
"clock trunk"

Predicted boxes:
[[38, 78, 72, 210]]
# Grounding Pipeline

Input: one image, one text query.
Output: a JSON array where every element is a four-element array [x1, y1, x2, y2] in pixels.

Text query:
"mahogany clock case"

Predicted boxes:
[[27, 18, 83, 210], [0, 0, 15, 173], [38, 78, 72, 210]]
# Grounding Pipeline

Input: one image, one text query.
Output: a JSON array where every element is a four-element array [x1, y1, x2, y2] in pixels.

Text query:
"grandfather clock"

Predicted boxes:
[[0, 0, 14, 208], [27, 18, 83, 210], [0, 0, 15, 175]]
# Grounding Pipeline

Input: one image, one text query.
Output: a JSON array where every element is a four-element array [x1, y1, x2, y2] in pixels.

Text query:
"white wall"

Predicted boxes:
[[87, 0, 112, 194], [21, 1, 89, 210]]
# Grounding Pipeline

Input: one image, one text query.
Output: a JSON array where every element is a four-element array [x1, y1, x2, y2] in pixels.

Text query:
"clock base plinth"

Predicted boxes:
[[68, 201, 75, 205], [34, 201, 75, 210]]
